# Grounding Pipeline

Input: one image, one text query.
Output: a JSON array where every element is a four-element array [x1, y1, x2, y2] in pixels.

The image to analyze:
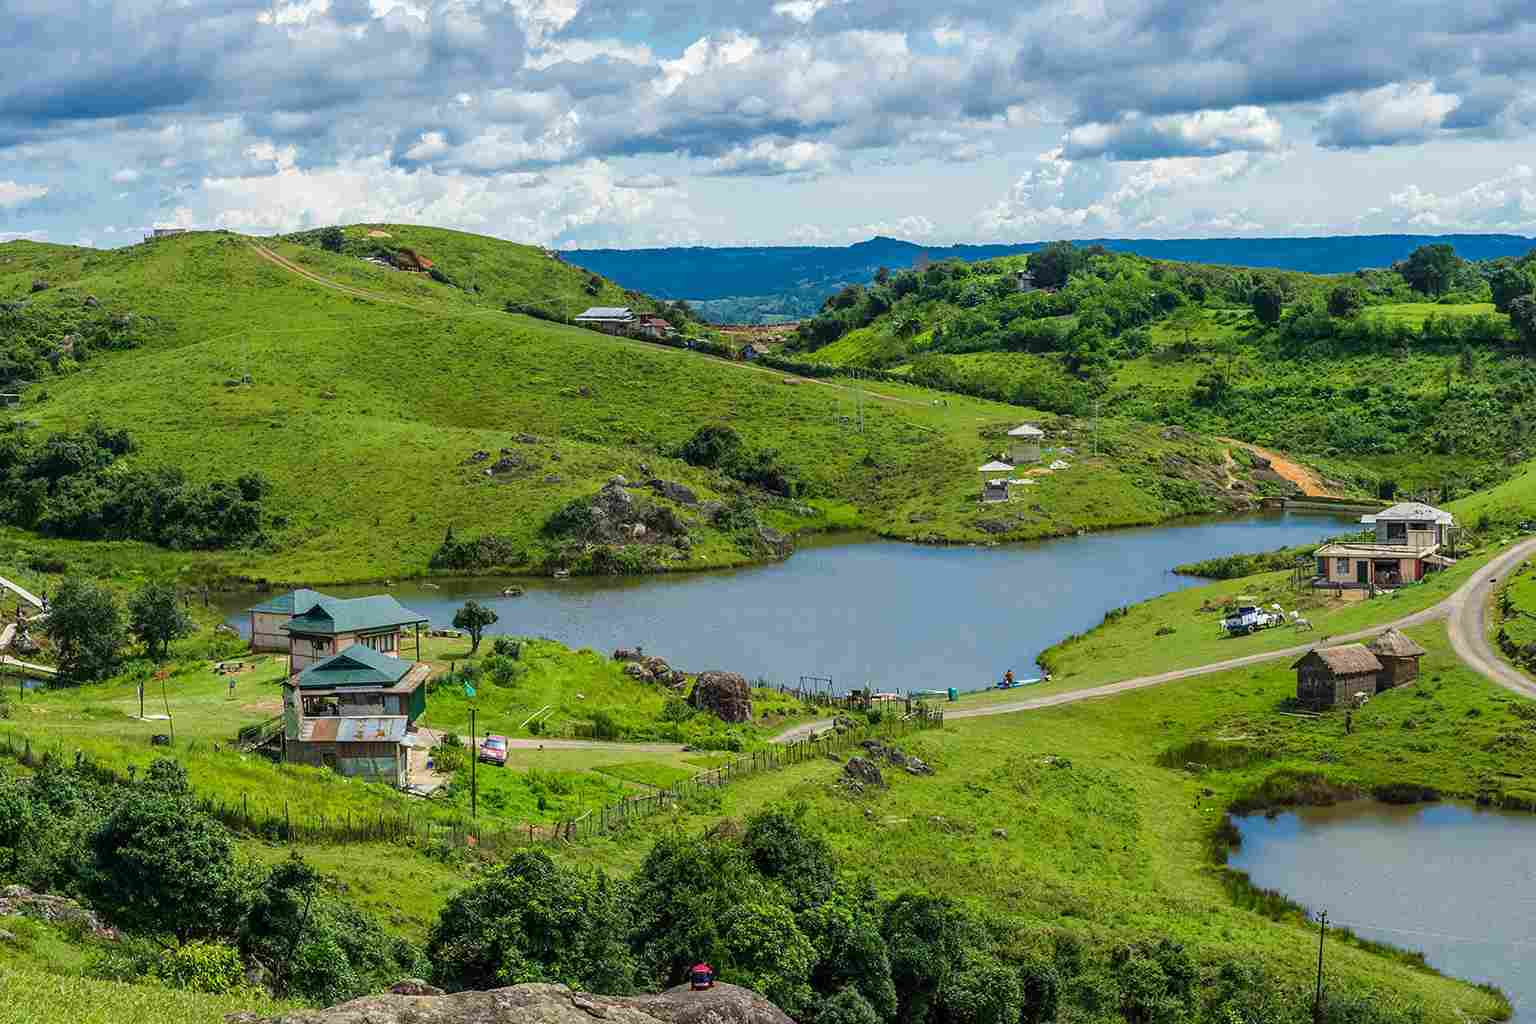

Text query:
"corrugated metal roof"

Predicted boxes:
[[297, 644, 415, 689], [284, 594, 428, 636], [574, 306, 633, 320], [248, 587, 332, 615], [1293, 644, 1382, 675], [298, 716, 408, 743], [978, 460, 1014, 472], [1314, 542, 1437, 558], [1375, 502, 1454, 524], [1008, 424, 1044, 437]]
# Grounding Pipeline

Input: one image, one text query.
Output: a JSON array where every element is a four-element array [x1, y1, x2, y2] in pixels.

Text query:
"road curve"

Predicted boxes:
[[773, 537, 1536, 740]]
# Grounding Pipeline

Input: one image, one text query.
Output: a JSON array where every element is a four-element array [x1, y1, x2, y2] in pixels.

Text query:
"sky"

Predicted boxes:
[[2, 0, 1536, 250]]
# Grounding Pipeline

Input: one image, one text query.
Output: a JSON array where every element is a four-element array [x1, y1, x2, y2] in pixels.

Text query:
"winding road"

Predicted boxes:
[[772, 536, 1536, 741]]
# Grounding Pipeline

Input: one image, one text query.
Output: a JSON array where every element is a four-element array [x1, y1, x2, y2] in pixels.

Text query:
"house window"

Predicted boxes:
[[310, 638, 326, 653], [1335, 558, 1349, 575], [1385, 522, 1407, 542]]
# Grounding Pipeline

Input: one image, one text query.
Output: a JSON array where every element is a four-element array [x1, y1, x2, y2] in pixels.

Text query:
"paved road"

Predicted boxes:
[[773, 537, 1536, 740], [416, 725, 686, 755]]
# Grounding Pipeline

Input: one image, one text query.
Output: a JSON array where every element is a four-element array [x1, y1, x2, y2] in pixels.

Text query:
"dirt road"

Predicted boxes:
[[415, 726, 686, 755], [775, 537, 1536, 740]]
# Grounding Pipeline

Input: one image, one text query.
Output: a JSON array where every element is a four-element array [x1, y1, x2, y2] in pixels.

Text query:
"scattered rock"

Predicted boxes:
[[613, 648, 643, 663], [842, 756, 885, 791], [543, 474, 563, 484], [466, 450, 490, 463], [29, 279, 48, 293], [231, 981, 794, 1024], [489, 454, 530, 475], [609, 474, 629, 486], [756, 526, 792, 558], [83, 295, 100, 308], [515, 433, 541, 444], [689, 671, 753, 723], [648, 479, 699, 505], [991, 828, 1008, 839], [1160, 425, 1189, 441], [0, 885, 118, 940], [974, 518, 1013, 535], [389, 979, 445, 997], [860, 739, 934, 776]]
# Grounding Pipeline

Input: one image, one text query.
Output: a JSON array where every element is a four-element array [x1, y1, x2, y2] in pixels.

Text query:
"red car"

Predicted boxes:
[[478, 735, 508, 766]]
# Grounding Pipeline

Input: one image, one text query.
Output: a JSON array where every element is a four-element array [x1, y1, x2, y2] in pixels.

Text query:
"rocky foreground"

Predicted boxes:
[[231, 981, 796, 1024]]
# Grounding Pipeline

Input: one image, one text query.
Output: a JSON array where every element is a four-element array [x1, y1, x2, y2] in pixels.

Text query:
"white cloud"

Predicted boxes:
[[1063, 107, 1283, 161], [111, 168, 141, 184], [1316, 82, 1460, 149], [849, 215, 936, 240], [772, 0, 834, 24], [1385, 165, 1536, 229], [0, 181, 48, 207], [657, 32, 761, 97], [709, 138, 836, 177]]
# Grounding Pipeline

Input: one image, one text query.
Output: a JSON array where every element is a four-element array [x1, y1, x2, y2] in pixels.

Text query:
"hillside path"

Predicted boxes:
[[1223, 440, 1334, 497], [772, 536, 1536, 741]]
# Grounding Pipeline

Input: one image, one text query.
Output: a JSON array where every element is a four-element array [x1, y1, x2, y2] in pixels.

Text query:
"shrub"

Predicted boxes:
[[492, 636, 523, 658], [152, 941, 245, 994]]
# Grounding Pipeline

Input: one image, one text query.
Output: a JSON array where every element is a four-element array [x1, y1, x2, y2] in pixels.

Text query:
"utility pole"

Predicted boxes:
[[1313, 910, 1328, 1024], [1091, 399, 1100, 458], [469, 705, 478, 819]]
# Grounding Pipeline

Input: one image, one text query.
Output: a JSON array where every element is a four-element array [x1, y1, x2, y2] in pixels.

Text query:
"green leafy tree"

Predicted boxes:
[[1326, 285, 1366, 318], [1509, 295, 1536, 351], [87, 761, 245, 943], [318, 227, 345, 252], [47, 576, 127, 682], [1027, 242, 1082, 289], [1163, 305, 1204, 347], [1250, 284, 1284, 326], [679, 424, 743, 470], [742, 808, 836, 906], [452, 600, 498, 655], [941, 955, 1022, 1024], [1396, 243, 1462, 296], [1489, 265, 1535, 313], [819, 988, 882, 1024], [802, 886, 898, 1020], [881, 894, 978, 1024], [128, 580, 193, 660], [427, 849, 636, 994]]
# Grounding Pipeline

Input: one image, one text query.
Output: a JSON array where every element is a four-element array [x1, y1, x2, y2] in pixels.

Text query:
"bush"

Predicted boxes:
[[492, 637, 523, 658], [432, 735, 466, 774], [152, 941, 245, 994]]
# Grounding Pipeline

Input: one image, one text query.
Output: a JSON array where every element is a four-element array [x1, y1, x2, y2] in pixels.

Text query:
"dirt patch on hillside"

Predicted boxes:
[[366, 230, 392, 238], [241, 700, 282, 713], [1226, 441, 1332, 497]]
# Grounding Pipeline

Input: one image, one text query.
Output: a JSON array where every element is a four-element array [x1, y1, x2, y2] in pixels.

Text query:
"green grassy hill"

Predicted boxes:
[[1, 227, 1289, 586], [789, 243, 1536, 499]]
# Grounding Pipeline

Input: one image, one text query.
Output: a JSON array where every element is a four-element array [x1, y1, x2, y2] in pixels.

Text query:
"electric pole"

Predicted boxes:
[[1091, 399, 1100, 458], [469, 705, 478, 819], [1313, 910, 1328, 1024]]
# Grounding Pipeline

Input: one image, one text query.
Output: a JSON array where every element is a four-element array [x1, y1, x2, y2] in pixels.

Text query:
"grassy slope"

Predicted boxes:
[[2, 229, 1279, 585], [546, 623, 1517, 1021]]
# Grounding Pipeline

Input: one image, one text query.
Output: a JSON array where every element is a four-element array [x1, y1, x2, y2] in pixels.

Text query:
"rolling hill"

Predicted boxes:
[[0, 226, 1285, 586]]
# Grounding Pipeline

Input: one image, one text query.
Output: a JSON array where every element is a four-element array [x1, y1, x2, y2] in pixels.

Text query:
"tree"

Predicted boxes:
[[679, 424, 743, 470], [46, 576, 126, 683], [427, 849, 636, 994], [1326, 285, 1366, 319], [1490, 265, 1535, 313], [1027, 242, 1081, 290], [88, 761, 244, 943], [452, 600, 498, 655], [1397, 243, 1462, 296], [1510, 295, 1536, 351], [318, 227, 345, 253], [1164, 305, 1204, 348], [1250, 284, 1284, 326], [129, 580, 193, 660], [881, 894, 978, 1024]]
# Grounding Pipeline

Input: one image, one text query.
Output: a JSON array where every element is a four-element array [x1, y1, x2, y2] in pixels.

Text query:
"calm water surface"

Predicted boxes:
[[1230, 803, 1536, 1020], [222, 511, 1347, 690]]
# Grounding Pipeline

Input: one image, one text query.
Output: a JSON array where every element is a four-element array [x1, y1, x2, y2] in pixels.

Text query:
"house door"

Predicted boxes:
[[1356, 561, 1369, 584]]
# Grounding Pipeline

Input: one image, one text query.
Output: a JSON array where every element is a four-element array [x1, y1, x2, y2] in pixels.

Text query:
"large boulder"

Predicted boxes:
[[0, 885, 118, 940], [230, 981, 795, 1024], [648, 479, 699, 506], [689, 671, 753, 723]]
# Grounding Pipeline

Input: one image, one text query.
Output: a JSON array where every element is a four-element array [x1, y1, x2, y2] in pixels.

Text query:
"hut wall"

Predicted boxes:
[[1296, 666, 1378, 709], [1375, 655, 1420, 690]]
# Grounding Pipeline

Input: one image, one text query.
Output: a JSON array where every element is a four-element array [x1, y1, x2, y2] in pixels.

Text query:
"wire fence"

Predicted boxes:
[[0, 703, 944, 855]]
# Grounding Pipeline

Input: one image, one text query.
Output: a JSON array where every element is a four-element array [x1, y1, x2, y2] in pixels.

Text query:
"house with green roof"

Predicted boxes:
[[281, 643, 432, 786], [247, 588, 333, 652], [278, 592, 430, 675]]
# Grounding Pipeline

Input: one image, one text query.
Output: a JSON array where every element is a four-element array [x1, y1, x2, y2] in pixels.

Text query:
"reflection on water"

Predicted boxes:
[[220, 512, 1348, 691], [1230, 803, 1536, 1020]]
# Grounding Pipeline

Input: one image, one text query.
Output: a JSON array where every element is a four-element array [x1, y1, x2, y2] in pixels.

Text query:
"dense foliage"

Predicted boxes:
[[0, 758, 419, 1003], [0, 294, 161, 388], [677, 423, 801, 497], [0, 423, 271, 548]]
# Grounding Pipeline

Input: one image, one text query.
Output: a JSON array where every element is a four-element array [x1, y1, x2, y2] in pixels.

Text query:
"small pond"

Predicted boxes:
[[1229, 802, 1536, 1020], [220, 511, 1349, 691]]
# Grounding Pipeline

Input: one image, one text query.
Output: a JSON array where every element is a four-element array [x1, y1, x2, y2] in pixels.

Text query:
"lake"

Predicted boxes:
[[1230, 803, 1536, 1020], [221, 511, 1348, 691]]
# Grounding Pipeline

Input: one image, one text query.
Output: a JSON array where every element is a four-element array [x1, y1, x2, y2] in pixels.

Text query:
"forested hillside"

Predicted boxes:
[[791, 241, 1536, 498]]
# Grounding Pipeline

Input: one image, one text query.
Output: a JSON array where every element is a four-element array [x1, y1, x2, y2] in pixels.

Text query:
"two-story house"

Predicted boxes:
[[281, 593, 430, 674], [281, 644, 432, 786], [1312, 501, 1456, 590]]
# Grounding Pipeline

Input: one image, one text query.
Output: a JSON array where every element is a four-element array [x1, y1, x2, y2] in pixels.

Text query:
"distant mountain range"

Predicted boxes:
[[564, 233, 1536, 323]]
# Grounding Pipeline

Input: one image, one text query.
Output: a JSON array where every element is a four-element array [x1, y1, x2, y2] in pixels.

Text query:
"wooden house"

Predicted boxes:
[[1293, 644, 1383, 710], [574, 306, 635, 335], [1008, 424, 1044, 464], [1312, 501, 1456, 590], [635, 315, 676, 340], [247, 588, 331, 652], [281, 644, 431, 786], [1366, 628, 1426, 690], [281, 593, 429, 674]]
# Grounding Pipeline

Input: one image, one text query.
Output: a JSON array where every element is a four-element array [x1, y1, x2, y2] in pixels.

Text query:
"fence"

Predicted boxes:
[[0, 703, 944, 855]]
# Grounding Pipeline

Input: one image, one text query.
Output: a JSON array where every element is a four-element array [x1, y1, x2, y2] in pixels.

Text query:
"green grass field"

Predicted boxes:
[[0, 228, 1309, 588]]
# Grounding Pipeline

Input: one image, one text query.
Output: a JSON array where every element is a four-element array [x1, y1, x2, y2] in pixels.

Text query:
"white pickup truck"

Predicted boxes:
[[1221, 605, 1283, 636]]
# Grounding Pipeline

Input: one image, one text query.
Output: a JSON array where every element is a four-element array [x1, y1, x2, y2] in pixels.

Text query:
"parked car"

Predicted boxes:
[[1221, 605, 1283, 636], [478, 735, 508, 766]]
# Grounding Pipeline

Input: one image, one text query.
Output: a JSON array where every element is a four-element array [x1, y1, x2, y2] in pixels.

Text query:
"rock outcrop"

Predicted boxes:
[[648, 479, 700, 506], [689, 671, 753, 723], [860, 739, 934, 776], [0, 885, 118, 940], [230, 981, 795, 1024]]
